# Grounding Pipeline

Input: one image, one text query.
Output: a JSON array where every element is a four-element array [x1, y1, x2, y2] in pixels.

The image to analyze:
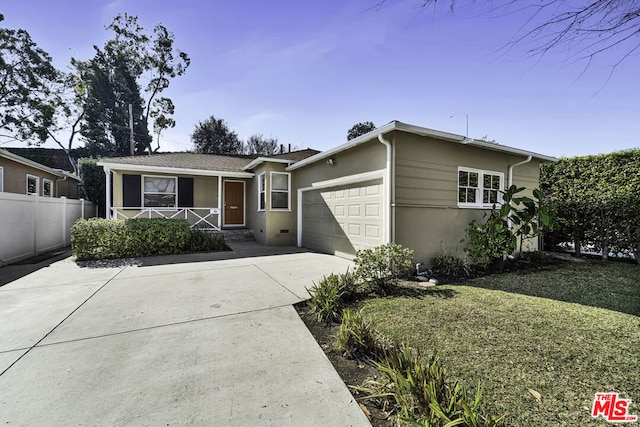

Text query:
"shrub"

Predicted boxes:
[[355, 344, 506, 426], [354, 243, 413, 292], [125, 218, 191, 256], [431, 251, 472, 276], [307, 273, 345, 325], [334, 309, 379, 359], [71, 218, 191, 260], [190, 230, 225, 252]]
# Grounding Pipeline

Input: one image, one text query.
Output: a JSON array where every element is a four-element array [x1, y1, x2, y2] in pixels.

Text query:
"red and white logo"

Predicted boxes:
[[592, 392, 637, 423]]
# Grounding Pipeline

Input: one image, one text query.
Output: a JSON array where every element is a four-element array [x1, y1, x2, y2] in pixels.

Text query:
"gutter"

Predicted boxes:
[[377, 133, 393, 244]]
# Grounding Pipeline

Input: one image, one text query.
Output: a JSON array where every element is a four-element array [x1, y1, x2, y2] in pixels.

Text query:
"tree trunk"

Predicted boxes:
[[574, 237, 581, 258]]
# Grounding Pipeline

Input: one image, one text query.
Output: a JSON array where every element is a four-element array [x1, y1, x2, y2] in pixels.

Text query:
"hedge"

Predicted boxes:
[[71, 218, 192, 260]]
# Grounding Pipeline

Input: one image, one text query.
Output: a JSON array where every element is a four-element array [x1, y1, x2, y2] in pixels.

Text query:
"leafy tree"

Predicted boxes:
[[191, 115, 243, 155], [245, 134, 279, 155], [380, 1, 640, 71], [347, 121, 376, 140], [63, 13, 189, 158], [78, 157, 106, 217], [81, 48, 152, 157], [0, 13, 62, 143]]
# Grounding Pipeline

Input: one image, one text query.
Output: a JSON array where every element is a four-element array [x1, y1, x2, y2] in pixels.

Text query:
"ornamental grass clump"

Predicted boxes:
[[354, 344, 506, 427], [334, 308, 380, 359]]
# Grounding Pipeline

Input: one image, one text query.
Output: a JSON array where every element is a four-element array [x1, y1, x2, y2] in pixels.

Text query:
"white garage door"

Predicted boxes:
[[301, 179, 383, 257]]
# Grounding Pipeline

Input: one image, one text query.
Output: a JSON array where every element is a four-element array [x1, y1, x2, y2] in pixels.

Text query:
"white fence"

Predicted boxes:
[[0, 193, 96, 266]]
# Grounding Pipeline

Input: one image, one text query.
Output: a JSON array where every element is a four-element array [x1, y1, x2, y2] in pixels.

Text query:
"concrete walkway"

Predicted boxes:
[[0, 244, 371, 426]]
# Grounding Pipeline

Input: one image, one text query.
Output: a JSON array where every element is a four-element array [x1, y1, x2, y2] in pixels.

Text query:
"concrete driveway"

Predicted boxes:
[[0, 244, 371, 426]]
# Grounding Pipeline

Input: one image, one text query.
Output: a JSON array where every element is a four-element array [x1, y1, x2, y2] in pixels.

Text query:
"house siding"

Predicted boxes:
[[392, 132, 544, 264], [0, 157, 79, 198]]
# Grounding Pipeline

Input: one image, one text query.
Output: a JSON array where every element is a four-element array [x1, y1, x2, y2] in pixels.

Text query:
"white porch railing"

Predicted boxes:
[[110, 207, 221, 230]]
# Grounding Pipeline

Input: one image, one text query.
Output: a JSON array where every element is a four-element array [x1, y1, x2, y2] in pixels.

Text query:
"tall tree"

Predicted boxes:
[[192, 115, 243, 155], [379, 1, 640, 72], [245, 134, 279, 155], [71, 13, 189, 158], [0, 13, 62, 144], [81, 49, 151, 157], [347, 121, 376, 140]]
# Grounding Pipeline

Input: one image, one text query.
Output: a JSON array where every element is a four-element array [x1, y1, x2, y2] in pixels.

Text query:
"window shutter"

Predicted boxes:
[[178, 177, 194, 207], [122, 174, 141, 208]]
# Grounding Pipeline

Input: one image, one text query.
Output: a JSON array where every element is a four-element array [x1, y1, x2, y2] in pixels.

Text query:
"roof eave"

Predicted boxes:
[[287, 120, 557, 170], [0, 149, 68, 178], [242, 157, 293, 171], [97, 161, 254, 178]]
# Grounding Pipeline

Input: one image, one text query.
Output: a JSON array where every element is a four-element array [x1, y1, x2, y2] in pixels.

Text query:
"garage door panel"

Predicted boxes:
[[302, 179, 383, 256]]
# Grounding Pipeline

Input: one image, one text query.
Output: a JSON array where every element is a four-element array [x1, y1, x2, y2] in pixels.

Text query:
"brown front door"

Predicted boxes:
[[224, 181, 244, 225]]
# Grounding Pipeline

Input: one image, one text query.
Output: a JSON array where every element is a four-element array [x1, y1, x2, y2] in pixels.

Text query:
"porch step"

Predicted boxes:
[[222, 228, 255, 243]]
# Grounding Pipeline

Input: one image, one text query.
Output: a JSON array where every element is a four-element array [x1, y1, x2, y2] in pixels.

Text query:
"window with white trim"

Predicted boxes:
[[258, 172, 266, 211], [0, 166, 4, 192], [143, 176, 176, 207], [458, 167, 504, 208], [27, 174, 39, 196], [270, 172, 290, 210], [43, 179, 53, 197]]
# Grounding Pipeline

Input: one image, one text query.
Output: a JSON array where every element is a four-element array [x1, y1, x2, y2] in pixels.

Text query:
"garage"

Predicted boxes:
[[301, 179, 384, 257]]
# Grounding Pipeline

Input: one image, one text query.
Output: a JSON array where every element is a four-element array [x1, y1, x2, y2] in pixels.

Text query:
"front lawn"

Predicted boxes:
[[358, 261, 640, 426]]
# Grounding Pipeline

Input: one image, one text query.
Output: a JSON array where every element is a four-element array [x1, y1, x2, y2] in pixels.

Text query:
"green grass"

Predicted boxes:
[[358, 261, 640, 426]]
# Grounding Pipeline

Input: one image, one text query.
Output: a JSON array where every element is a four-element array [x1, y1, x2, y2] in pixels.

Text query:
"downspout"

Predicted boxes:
[[378, 133, 392, 244], [55, 174, 67, 198], [507, 155, 532, 251], [508, 155, 532, 188]]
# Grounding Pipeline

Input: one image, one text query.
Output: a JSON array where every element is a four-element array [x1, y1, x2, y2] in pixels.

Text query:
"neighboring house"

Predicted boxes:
[[4, 147, 79, 173], [0, 149, 82, 199], [98, 121, 556, 262]]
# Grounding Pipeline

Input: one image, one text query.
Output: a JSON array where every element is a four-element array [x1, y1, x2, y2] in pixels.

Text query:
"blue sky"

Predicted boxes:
[[2, 0, 638, 158]]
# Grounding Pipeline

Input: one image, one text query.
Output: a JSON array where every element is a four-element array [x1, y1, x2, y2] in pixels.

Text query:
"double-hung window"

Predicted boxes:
[[143, 176, 176, 207], [258, 172, 266, 211], [43, 179, 53, 197], [458, 167, 503, 208], [26, 174, 39, 196], [270, 172, 290, 210]]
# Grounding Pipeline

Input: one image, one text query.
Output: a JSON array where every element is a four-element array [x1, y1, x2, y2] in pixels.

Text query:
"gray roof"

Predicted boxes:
[[99, 153, 254, 172], [267, 149, 320, 162]]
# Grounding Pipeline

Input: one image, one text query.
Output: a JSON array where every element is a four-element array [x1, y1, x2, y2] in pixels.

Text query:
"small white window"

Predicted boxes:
[[143, 176, 176, 207], [270, 172, 290, 210], [258, 172, 266, 211], [27, 174, 39, 196], [0, 166, 4, 192], [458, 167, 504, 208], [43, 179, 53, 197]]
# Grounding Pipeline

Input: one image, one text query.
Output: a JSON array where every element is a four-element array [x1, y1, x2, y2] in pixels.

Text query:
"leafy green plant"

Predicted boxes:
[[464, 185, 549, 270], [71, 217, 191, 260], [431, 251, 472, 276], [306, 273, 345, 325], [334, 309, 379, 359], [355, 344, 506, 427], [354, 243, 414, 292], [190, 230, 225, 252]]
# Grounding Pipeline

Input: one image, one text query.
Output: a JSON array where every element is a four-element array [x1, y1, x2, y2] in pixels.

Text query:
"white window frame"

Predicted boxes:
[[257, 172, 266, 211], [26, 174, 39, 196], [142, 175, 177, 208], [43, 178, 54, 197], [457, 167, 504, 208], [0, 166, 4, 192], [270, 171, 291, 211]]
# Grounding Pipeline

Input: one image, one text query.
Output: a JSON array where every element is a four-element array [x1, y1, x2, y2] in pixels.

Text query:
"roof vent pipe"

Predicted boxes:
[[378, 133, 392, 244]]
